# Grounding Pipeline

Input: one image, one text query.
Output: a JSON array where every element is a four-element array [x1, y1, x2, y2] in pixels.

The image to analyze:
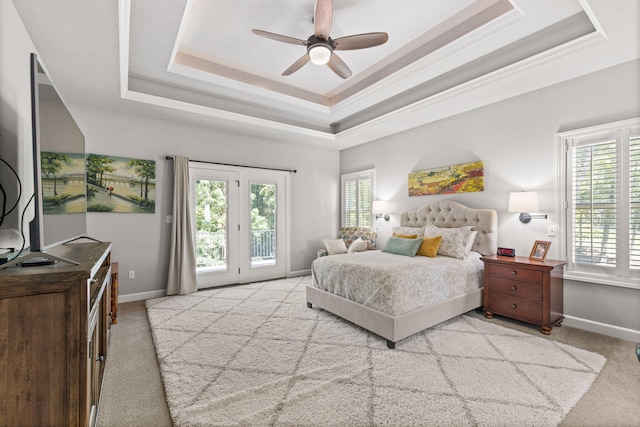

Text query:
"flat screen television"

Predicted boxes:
[[2, 53, 87, 268]]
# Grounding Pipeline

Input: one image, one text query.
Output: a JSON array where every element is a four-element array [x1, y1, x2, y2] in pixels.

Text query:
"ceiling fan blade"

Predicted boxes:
[[282, 54, 311, 76], [333, 32, 389, 50], [252, 29, 307, 46], [327, 53, 352, 79], [314, 0, 333, 39]]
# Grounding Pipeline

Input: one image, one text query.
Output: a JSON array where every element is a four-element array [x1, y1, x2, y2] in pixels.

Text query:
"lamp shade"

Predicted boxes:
[[508, 191, 540, 213], [371, 200, 389, 214]]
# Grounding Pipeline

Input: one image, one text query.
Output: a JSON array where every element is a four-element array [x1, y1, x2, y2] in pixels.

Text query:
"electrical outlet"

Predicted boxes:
[[547, 225, 557, 237], [166, 215, 173, 224], [129, 270, 135, 279]]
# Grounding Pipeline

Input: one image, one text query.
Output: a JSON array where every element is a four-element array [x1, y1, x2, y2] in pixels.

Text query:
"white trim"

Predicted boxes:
[[121, 89, 335, 142], [563, 315, 640, 342], [288, 269, 311, 278], [118, 289, 166, 303], [558, 117, 640, 284], [564, 272, 640, 290], [118, 0, 131, 98]]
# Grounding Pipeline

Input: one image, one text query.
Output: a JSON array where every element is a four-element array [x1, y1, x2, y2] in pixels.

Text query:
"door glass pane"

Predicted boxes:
[[195, 179, 228, 271], [250, 183, 276, 266]]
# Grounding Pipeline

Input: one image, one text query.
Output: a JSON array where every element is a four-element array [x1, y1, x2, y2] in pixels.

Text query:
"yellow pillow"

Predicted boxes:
[[392, 233, 418, 239], [417, 235, 442, 257]]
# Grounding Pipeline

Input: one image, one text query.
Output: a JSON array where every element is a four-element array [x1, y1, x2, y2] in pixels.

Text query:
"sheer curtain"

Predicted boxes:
[[166, 155, 197, 295]]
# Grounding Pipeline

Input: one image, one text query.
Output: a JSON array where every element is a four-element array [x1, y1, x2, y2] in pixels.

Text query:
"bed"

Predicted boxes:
[[307, 200, 498, 349]]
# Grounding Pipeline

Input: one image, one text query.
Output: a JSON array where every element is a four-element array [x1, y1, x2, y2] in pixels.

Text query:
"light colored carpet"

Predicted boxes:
[[146, 276, 606, 427]]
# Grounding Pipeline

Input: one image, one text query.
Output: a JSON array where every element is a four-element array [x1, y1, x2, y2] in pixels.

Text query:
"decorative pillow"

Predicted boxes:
[[465, 230, 479, 254], [347, 238, 369, 253], [392, 226, 425, 237], [416, 235, 442, 257], [338, 227, 377, 250], [381, 236, 423, 257], [423, 223, 475, 259], [323, 239, 347, 255], [392, 233, 418, 239]]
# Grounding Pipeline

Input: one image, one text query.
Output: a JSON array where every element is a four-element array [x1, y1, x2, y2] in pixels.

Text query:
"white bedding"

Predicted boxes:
[[311, 250, 484, 316]]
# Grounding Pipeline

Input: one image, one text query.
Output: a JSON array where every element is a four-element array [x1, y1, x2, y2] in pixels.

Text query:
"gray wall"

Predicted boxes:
[[341, 59, 640, 339], [1, 0, 339, 299], [74, 105, 339, 299]]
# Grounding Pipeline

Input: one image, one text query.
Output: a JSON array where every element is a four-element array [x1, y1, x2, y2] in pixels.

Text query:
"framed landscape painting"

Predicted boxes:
[[86, 154, 156, 213], [41, 152, 86, 214], [408, 161, 484, 197]]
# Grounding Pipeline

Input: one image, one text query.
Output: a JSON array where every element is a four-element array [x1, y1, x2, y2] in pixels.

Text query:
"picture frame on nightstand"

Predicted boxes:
[[529, 240, 551, 260]]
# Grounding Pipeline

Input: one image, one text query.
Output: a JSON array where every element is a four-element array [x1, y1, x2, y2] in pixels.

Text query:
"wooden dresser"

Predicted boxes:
[[481, 255, 567, 334], [0, 242, 112, 427]]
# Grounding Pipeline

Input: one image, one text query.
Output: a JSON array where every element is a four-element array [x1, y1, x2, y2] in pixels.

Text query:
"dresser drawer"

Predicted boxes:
[[490, 265, 542, 283], [489, 277, 542, 301], [489, 295, 542, 323]]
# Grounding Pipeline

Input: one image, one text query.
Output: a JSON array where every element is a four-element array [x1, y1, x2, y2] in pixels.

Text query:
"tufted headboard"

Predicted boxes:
[[400, 200, 498, 256]]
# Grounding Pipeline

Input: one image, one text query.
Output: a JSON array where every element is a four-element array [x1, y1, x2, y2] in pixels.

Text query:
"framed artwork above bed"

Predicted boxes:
[[408, 160, 484, 196]]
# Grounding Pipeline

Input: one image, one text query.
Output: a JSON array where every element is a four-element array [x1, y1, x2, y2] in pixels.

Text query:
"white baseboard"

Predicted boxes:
[[563, 315, 640, 342], [118, 289, 166, 304], [116, 273, 313, 304], [288, 269, 311, 278]]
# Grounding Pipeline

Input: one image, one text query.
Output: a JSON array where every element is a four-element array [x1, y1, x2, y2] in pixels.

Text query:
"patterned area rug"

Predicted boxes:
[[146, 276, 606, 427]]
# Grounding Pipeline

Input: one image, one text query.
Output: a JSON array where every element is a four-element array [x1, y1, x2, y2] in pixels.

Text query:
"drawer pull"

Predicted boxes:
[[510, 271, 517, 275], [511, 304, 517, 309], [511, 285, 517, 291]]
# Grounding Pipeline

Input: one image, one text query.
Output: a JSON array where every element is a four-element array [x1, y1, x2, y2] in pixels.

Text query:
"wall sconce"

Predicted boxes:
[[372, 200, 390, 221], [508, 191, 548, 224]]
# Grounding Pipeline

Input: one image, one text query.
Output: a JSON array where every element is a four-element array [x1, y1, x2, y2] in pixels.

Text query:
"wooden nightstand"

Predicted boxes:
[[480, 255, 567, 334]]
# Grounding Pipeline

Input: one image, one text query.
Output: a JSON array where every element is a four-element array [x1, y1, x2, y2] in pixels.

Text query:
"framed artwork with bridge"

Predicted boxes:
[[86, 154, 156, 213]]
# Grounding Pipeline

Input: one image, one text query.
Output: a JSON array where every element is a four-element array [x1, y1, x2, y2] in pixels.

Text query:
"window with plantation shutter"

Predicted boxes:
[[341, 169, 374, 228], [630, 135, 640, 270], [560, 118, 640, 288]]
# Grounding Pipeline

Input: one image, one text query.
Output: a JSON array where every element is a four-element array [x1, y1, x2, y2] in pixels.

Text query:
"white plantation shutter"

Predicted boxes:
[[562, 119, 640, 284], [630, 136, 640, 269], [341, 169, 374, 228], [344, 178, 357, 227], [358, 177, 372, 226], [571, 140, 618, 267]]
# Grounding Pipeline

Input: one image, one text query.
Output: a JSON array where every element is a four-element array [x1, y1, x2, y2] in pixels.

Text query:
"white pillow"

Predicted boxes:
[[323, 239, 347, 255], [392, 226, 425, 236], [423, 223, 475, 259], [465, 230, 479, 254], [347, 237, 369, 253]]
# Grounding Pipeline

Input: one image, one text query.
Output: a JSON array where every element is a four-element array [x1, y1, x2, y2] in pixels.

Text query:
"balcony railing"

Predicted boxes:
[[196, 229, 275, 268]]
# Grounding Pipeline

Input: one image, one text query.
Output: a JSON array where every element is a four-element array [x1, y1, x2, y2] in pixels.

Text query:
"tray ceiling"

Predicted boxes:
[[12, 0, 640, 149]]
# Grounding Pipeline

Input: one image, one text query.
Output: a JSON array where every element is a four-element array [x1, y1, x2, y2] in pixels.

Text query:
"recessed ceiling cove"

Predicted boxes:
[[125, 0, 605, 139], [167, 0, 513, 107]]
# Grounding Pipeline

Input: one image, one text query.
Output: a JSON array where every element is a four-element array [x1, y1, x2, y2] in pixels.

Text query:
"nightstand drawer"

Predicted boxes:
[[489, 295, 542, 323], [490, 265, 542, 283], [489, 277, 542, 301]]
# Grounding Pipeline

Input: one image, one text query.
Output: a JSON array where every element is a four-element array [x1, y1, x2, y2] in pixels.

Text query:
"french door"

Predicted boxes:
[[190, 164, 288, 288]]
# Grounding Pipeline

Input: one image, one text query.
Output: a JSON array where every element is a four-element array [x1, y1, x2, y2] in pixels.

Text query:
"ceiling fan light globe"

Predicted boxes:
[[309, 45, 331, 65]]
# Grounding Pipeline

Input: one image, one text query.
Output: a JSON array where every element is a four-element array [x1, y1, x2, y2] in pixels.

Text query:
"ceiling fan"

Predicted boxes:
[[252, 0, 388, 79]]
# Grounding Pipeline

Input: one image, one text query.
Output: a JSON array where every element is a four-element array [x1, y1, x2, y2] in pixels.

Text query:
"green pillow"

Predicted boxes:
[[381, 236, 423, 257]]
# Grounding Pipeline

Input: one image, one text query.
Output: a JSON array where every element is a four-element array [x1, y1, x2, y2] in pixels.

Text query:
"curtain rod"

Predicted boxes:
[[165, 156, 297, 173]]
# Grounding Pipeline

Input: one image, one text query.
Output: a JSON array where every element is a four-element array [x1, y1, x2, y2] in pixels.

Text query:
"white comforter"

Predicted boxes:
[[311, 251, 484, 316]]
